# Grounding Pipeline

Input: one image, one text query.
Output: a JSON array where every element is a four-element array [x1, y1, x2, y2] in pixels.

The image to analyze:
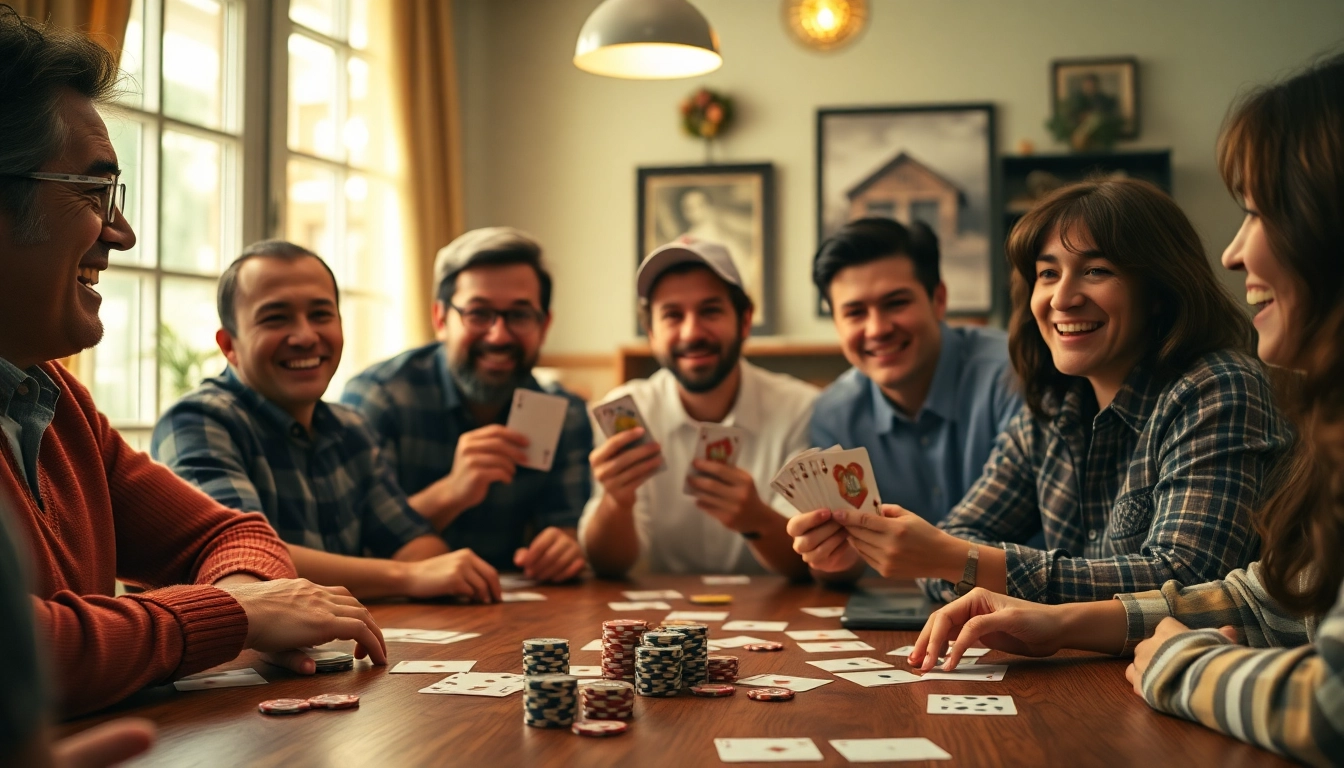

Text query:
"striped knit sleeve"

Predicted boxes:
[[1135, 575, 1344, 766]]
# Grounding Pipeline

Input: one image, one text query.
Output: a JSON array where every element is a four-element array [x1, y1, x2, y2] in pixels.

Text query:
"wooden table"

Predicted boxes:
[[62, 577, 1290, 767]]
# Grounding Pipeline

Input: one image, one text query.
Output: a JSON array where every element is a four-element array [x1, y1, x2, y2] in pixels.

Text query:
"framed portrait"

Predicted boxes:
[[1052, 57, 1139, 139], [636, 163, 776, 335], [816, 103, 997, 316]]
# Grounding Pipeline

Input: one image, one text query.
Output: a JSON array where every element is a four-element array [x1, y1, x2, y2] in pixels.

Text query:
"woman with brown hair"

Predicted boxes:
[[794, 173, 1289, 604], [912, 52, 1344, 765]]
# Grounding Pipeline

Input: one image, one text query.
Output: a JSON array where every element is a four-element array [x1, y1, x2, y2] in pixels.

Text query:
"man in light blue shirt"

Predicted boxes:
[[793, 218, 1022, 578]]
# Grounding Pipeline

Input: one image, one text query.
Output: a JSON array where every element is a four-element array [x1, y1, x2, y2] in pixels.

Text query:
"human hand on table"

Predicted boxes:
[[1126, 617, 1237, 696], [217, 578, 387, 673]]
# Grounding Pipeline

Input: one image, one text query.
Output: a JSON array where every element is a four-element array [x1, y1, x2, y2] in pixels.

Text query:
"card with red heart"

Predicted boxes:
[[820, 447, 881, 513]]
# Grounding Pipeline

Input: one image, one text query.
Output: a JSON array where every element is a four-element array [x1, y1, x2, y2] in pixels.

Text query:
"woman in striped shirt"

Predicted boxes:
[[911, 51, 1344, 766]]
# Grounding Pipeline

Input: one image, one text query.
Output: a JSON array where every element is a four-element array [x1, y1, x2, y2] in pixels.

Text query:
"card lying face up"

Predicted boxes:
[[506, 389, 570, 472]]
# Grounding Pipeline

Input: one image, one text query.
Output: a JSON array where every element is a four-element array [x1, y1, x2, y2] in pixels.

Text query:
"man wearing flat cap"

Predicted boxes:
[[342, 228, 590, 583], [579, 239, 818, 578]]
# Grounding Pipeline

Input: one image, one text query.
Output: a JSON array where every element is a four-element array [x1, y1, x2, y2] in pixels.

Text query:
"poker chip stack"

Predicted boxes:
[[662, 624, 709, 687], [707, 654, 739, 683], [579, 680, 635, 720], [522, 637, 570, 675], [307, 649, 354, 673], [523, 674, 578, 728], [600, 619, 647, 681], [636, 631, 685, 697]]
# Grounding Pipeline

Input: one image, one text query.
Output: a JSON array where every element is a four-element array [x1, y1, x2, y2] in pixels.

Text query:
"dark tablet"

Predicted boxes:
[[840, 588, 935, 631]]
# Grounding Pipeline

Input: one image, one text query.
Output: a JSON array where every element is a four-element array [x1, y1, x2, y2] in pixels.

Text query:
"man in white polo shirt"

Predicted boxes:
[[579, 239, 817, 578]]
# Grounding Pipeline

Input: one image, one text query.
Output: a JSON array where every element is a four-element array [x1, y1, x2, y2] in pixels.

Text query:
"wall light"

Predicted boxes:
[[574, 0, 722, 80], [783, 0, 867, 52]]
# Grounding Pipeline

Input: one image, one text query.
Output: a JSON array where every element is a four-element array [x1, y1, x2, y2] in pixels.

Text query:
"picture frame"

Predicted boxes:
[[636, 163, 776, 335], [816, 104, 997, 317], [1051, 56, 1139, 140]]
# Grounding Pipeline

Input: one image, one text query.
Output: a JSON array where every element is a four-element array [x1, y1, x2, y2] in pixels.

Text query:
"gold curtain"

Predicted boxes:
[[388, 0, 465, 344]]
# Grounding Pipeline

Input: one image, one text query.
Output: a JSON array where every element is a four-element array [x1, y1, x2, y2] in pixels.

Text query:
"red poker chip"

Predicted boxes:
[[258, 698, 311, 715], [743, 642, 784, 652], [307, 693, 360, 710], [572, 720, 629, 737], [746, 687, 794, 701], [689, 684, 736, 697]]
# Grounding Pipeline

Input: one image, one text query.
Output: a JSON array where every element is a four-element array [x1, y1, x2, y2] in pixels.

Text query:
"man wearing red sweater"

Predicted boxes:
[[0, 8, 387, 718]]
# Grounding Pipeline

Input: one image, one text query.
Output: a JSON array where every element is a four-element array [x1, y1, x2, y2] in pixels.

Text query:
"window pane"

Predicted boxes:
[[163, 0, 225, 130], [289, 0, 336, 37], [91, 271, 157, 426], [117, 0, 146, 109], [330, 293, 397, 399], [288, 34, 339, 159], [349, 0, 370, 49], [345, 174, 404, 298], [286, 160, 339, 272], [159, 277, 226, 411], [105, 115, 152, 267], [161, 130, 227, 274]]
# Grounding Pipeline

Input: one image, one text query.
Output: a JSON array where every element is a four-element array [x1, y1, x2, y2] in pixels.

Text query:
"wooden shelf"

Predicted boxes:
[[617, 341, 849, 388]]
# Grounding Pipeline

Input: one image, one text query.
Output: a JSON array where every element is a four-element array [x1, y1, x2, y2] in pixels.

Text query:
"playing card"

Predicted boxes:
[[785, 629, 858, 641], [834, 669, 923, 687], [568, 665, 603, 677], [382, 628, 462, 643], [797, 640, 875, 653], [721, 620, 787, 632], [685, 424, 746, 494], [500, 591, 546, 602], [800, 606, 846, 618], [805, 657, 893, 672], [498, 575, 537, 590], [506, 389, 569, 471], [714, 738, 824, 763], [734, 674, 833, 692], [820, 447, 882, 513], [926, 694, 1017, 716], [419, 672, 525, 697], [706, 635, 768, 649], [702, 575, 750, 585], [591, 394, 666, 472], [608, 601, 671, 611], [580, 639, 602, 652], [390, 660, 476, 674], [665, 611, 729, 622], [622, 590, 683, 600], [173, 668, 267, 691], [890, 645, 991, 658], [918, 664, 1007, 682], [830, 738, 952, 762]]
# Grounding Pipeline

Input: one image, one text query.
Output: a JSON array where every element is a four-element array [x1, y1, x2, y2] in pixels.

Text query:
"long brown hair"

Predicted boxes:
[[1005, 178, 1254, 418], [1219, 52, 1344, 617]]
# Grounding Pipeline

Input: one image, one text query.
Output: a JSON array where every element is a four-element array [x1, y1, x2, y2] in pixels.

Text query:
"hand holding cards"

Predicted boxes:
[[591, 394, 666, 473], [684, 423, 746, 495], [771, 445, 882, 514]]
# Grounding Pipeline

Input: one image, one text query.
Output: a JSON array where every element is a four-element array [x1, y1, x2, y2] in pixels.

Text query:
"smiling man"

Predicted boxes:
[[153, 241, 502, 603], [578, 239, 816, 578]]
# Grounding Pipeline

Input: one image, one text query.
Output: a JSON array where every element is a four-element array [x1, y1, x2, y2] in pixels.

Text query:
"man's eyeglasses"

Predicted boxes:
[[449, 303, 545, 333], [7, 171, 127, 223]]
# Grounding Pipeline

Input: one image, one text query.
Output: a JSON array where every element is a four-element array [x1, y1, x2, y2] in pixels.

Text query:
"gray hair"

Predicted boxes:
[[0, 6, 121, 243]]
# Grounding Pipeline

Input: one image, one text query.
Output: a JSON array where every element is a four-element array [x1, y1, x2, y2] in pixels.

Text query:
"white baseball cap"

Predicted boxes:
[[636, 237, 743, 300]]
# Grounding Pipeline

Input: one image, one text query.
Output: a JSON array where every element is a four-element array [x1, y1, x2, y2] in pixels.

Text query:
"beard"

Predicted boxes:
[[449, 337, 538, 407], [657, 333, 743, 394]]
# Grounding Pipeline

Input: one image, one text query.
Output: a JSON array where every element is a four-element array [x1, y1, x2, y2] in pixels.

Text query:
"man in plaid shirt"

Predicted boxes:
[[153, 241, 502, 602], [342, 228, 590, 583]]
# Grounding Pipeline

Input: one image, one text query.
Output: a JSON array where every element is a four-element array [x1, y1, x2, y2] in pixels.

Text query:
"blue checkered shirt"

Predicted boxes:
[[151, 368, 434, 558], [340, 343, 593, 570], [926, 349, 1290, 604]]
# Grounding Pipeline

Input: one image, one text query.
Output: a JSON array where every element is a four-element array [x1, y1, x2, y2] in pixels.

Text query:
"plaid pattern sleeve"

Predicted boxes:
[[1129, 567, 1344, 766], [934, 350, 1288, 604], [150, 390, 266, 514]]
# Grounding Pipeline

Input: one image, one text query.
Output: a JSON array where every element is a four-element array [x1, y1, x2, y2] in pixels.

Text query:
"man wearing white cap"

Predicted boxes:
[[578, 238, 817, 577], [342, 228, 591, 584]]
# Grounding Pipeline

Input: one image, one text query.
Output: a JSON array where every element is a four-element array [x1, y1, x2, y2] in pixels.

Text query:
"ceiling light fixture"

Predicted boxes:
[[574, 0, 722, 80], [783, 0, 867, 52]]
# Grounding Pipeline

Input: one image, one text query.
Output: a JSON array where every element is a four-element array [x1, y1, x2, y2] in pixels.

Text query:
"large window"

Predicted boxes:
[[89, 0, 407, 446]]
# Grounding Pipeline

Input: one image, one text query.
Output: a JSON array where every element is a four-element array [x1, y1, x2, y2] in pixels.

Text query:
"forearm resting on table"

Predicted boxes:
[[1057, 599, 1130, 656], [284, 544, 409, 600], [581, 495, 640, 577]]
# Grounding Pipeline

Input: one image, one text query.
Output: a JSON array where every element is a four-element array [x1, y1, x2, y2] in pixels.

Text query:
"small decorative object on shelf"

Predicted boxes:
[[1047, 57, 1139, 151], [680, 87, 734, 161]]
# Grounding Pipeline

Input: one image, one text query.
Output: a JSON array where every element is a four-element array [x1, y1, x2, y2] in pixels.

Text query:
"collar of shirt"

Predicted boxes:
[[0, 357, 60, 426], [1054, 364, 1162, 435], [870, 323, 962, 434], [650, 359, 764, 437], [432, 343, 547, 425], [219, 366, 338, 445]]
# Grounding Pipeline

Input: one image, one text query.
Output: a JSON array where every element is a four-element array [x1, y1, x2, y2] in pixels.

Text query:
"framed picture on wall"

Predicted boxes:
[[636, 163, 776, 335], [1051, 56, 1140, 140], [816, 103, 997, 316]]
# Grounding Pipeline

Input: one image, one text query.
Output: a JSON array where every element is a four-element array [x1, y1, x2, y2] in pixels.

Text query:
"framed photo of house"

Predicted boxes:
[[636, 163, 776, 335], [1051, 57, 1139, 140], [816, 104, 997, 316]]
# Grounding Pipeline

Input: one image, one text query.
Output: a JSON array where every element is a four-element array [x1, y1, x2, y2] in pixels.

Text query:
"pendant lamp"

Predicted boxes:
[[574, 0, 722, 80]]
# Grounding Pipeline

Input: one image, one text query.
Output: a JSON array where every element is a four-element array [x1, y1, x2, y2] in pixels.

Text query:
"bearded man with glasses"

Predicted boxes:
[[342, 227, 591, 584]]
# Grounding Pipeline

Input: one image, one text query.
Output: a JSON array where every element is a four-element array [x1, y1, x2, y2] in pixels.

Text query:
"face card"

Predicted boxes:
[[568, 665, 603, 677], [721, 620, 788, 632], [927, 694, 1017, 716], [506, 389, 569, 471], [608, 601, 671, 611], [805, 657, 893, 673], [714, 738, 824, 763], [622, 589, 683, 601], [834, 669, 923, 687], [797, 640, 875, 653], [706, 635, 768, 649], [821, 447, 882, 513], [665, 611, 728, 622], [174, 668, 267, 691], [390, 660, 476, 674], [702, 574, 750, 585], [830, 738, 952, 762], [785, 629, 858, 641], [419, 672, 524, 697], [890, 645, 991, 658], [591, 394, 666, 472], [733, 674, 833, 692], [918, 664, 1008, 682], [685, 424, 746, 494], [500, 591, 547, 602], [800, 606, 846, 618]]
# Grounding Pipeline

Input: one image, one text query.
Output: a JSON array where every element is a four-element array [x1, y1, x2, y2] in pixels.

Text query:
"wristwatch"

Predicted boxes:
[[954, 546, 979, 596]]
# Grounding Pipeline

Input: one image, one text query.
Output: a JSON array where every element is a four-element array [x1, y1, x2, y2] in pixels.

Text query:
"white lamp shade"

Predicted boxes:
[[574, 0, 722, 79]]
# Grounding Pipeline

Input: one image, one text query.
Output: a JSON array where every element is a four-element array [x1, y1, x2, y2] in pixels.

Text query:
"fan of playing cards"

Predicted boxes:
[[770, 446, 881, 514]]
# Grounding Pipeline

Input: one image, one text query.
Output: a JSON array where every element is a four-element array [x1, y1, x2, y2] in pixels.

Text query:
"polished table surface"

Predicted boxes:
[[62, 576, 1292, 767]]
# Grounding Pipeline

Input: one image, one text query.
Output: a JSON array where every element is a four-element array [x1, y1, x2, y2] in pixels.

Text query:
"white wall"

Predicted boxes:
[[455, 0, 1344, 354]]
